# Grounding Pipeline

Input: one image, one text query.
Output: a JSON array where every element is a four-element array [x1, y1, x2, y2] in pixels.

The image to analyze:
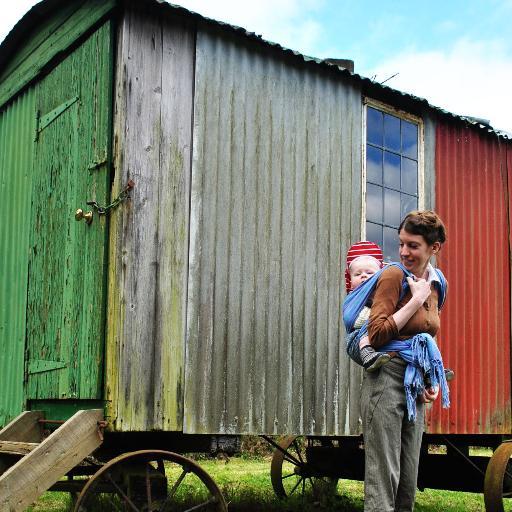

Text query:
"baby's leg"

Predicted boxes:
[[359, 335, 371, 348], [359, 335, 391, 372]]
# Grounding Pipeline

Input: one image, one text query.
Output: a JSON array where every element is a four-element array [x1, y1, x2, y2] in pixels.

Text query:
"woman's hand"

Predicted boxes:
[[406, 276, 431, 305], [422, 385, 439, 403], [391, 277, 432, 332]]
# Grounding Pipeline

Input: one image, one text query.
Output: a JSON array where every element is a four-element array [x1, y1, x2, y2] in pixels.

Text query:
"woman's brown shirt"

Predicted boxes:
[[368, 266, 441, 349]]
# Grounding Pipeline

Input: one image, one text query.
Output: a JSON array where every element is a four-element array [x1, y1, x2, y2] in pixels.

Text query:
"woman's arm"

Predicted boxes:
[[368, 267, 432, 348], [393, 277, 431, 330]]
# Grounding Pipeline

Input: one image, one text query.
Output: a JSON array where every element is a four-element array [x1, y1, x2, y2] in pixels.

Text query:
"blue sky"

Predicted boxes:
[[2, 0, 511, 132]]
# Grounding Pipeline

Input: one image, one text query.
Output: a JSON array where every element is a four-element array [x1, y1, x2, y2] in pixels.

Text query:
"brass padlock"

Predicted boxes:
[[75, 208, 93, 225]]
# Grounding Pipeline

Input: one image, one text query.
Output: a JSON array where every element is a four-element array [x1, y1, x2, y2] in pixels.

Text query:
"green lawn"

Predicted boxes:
[[28, 455, 507, 511]]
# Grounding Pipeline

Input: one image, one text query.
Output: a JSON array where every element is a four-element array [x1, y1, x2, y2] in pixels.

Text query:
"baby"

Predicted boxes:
[[345, 241, 391, 371]]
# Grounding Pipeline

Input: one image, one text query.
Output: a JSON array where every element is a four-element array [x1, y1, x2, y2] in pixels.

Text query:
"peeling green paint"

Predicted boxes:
[[25, 22, 113, 402]]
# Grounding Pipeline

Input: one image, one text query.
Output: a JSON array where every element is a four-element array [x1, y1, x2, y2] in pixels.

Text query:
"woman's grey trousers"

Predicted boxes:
[[361, 357, 425, 512]]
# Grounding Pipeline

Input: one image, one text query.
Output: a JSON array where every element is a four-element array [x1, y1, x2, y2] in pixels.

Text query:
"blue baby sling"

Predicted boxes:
[[343, 262, 450, 421]]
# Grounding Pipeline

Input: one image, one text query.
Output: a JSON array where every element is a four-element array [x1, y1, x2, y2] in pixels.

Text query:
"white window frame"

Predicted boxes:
[[361, 98, 425, 241]]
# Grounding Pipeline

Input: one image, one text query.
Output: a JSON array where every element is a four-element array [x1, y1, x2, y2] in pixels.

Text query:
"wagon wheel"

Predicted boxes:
[[484, 441, 512, 512], [270, 436, 338, 499], [74, 449, 227, 512]]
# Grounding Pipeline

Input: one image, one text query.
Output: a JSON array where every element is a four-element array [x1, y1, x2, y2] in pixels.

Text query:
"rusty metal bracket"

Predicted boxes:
[[97, 420, 108, 441]]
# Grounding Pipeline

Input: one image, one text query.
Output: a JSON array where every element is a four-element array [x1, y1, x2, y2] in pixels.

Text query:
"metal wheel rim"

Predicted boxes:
[[484, 441, 512, 512], [270, 436, 338, 499], [74, 449, 227, 512]]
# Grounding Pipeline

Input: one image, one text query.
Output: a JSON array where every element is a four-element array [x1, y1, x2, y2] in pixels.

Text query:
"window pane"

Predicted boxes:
[[384, 188, 401, 227], [402, 121, 418, 158], [401, 193, 418, 221], [401, 157, 418, 195], [383, 151, 400, 189], [384, 113, 400, 152], [366, 222, 383, 248], [367, 145, 382, 184], [367, 107, 383, 146], [366, 184, 383, 223], [383, 226, 399, 262]]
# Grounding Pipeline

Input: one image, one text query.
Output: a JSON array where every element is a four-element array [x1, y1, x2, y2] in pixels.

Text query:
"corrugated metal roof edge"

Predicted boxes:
[[0, 0, 71, 71], [1, 0, 511, 141]]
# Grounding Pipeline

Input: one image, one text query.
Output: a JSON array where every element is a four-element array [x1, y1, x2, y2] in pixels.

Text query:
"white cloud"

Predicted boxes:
[[368, 38, 512, 134], [177, 0, 323, 55]]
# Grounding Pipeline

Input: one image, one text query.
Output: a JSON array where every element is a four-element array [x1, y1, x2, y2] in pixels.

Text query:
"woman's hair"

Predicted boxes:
[[398, 210, 446, 245]]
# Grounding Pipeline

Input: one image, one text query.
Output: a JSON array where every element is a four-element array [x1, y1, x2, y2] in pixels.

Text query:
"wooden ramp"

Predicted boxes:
[[0, 409, 103, 511]]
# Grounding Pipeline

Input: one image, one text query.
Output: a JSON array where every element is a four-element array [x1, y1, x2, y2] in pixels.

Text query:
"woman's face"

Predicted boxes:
[[398, 229, 440, 277]]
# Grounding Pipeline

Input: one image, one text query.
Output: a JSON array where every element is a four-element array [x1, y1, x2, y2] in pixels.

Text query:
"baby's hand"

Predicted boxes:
[[406, 276, 431, 304]]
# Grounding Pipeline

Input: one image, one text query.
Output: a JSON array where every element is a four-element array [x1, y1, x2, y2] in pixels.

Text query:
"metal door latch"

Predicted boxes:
[[87, 179, 135, 215]]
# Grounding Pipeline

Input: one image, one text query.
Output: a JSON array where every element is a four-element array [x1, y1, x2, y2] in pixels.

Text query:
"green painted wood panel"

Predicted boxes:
[[25, 21, 113, 400], [0, 88, 36, 427], [0, 0, 116, 109]]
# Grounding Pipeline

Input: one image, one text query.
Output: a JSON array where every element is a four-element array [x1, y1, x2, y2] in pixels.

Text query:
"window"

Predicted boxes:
[[364, 104, 421, 261]]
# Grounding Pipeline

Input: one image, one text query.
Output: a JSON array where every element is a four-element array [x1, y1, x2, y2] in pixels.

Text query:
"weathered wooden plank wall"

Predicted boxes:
[[106, 6, 195, 431], [184, 27, 363, 435]]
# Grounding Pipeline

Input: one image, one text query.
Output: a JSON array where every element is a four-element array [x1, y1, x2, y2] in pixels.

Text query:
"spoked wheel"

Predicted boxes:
[[270, 436, 338, 499], [484, 441, 512, 512], [74, 449, 227, 512]]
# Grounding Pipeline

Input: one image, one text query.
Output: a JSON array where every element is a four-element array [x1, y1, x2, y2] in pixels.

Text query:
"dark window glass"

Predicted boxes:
[[401, 157, 418, 195], [384, 188, 401, 227], [402, 121, 418, 158], [366, 106, 419, 261], [383, 151, 400, 189], [366, 222, 383, 248], [383, 226, 399, 262], [367, 107, 383, 146], [366, 183, 383, 223], [367, 145, 383, 184], [401, 193, 418, 220], [384, 113, 400, 152]]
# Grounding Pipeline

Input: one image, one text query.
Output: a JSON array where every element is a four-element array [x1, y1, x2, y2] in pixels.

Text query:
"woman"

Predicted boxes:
[[362, 210, 447, 512]]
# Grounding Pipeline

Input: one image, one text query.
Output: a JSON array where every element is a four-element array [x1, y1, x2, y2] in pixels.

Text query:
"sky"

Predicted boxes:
[[1, 0, 511, 134]]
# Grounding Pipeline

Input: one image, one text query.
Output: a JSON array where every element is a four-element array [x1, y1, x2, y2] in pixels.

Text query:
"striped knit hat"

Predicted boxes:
[[345, 241, 384, 292]]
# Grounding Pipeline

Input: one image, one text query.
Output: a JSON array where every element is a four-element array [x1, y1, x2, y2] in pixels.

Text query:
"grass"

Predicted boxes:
[[27, 455, 510, 511]]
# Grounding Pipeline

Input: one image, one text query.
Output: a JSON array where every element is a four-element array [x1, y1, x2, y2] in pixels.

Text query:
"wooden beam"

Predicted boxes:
[[0, 409, 103, 511], [0, 441, 38, 456], [0, 411, 44, 443]]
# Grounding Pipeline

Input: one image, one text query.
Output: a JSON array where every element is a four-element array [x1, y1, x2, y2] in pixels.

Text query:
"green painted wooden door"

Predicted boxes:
[[25, 22, 113, 400]]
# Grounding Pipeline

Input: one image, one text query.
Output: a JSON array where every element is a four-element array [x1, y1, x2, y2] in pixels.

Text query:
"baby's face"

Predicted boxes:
[[349, 256, 381, 290]]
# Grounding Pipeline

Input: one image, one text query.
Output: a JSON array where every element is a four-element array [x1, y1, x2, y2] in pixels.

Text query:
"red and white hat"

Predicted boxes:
[[345, 241, 383, 293]]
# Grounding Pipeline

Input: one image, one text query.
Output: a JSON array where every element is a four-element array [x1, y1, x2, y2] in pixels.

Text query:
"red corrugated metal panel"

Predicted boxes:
[[429, 123, 511, 434]]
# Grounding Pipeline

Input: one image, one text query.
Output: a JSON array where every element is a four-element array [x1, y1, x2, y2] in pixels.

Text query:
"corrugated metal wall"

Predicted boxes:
[[184, 28, 363, 435], [430, 123, 511, 434], [0, 89, 35, 426]]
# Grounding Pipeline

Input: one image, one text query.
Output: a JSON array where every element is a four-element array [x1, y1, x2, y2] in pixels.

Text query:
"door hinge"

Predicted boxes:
[[35, 96, 79, 139], [28, 359, 67, 375]]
